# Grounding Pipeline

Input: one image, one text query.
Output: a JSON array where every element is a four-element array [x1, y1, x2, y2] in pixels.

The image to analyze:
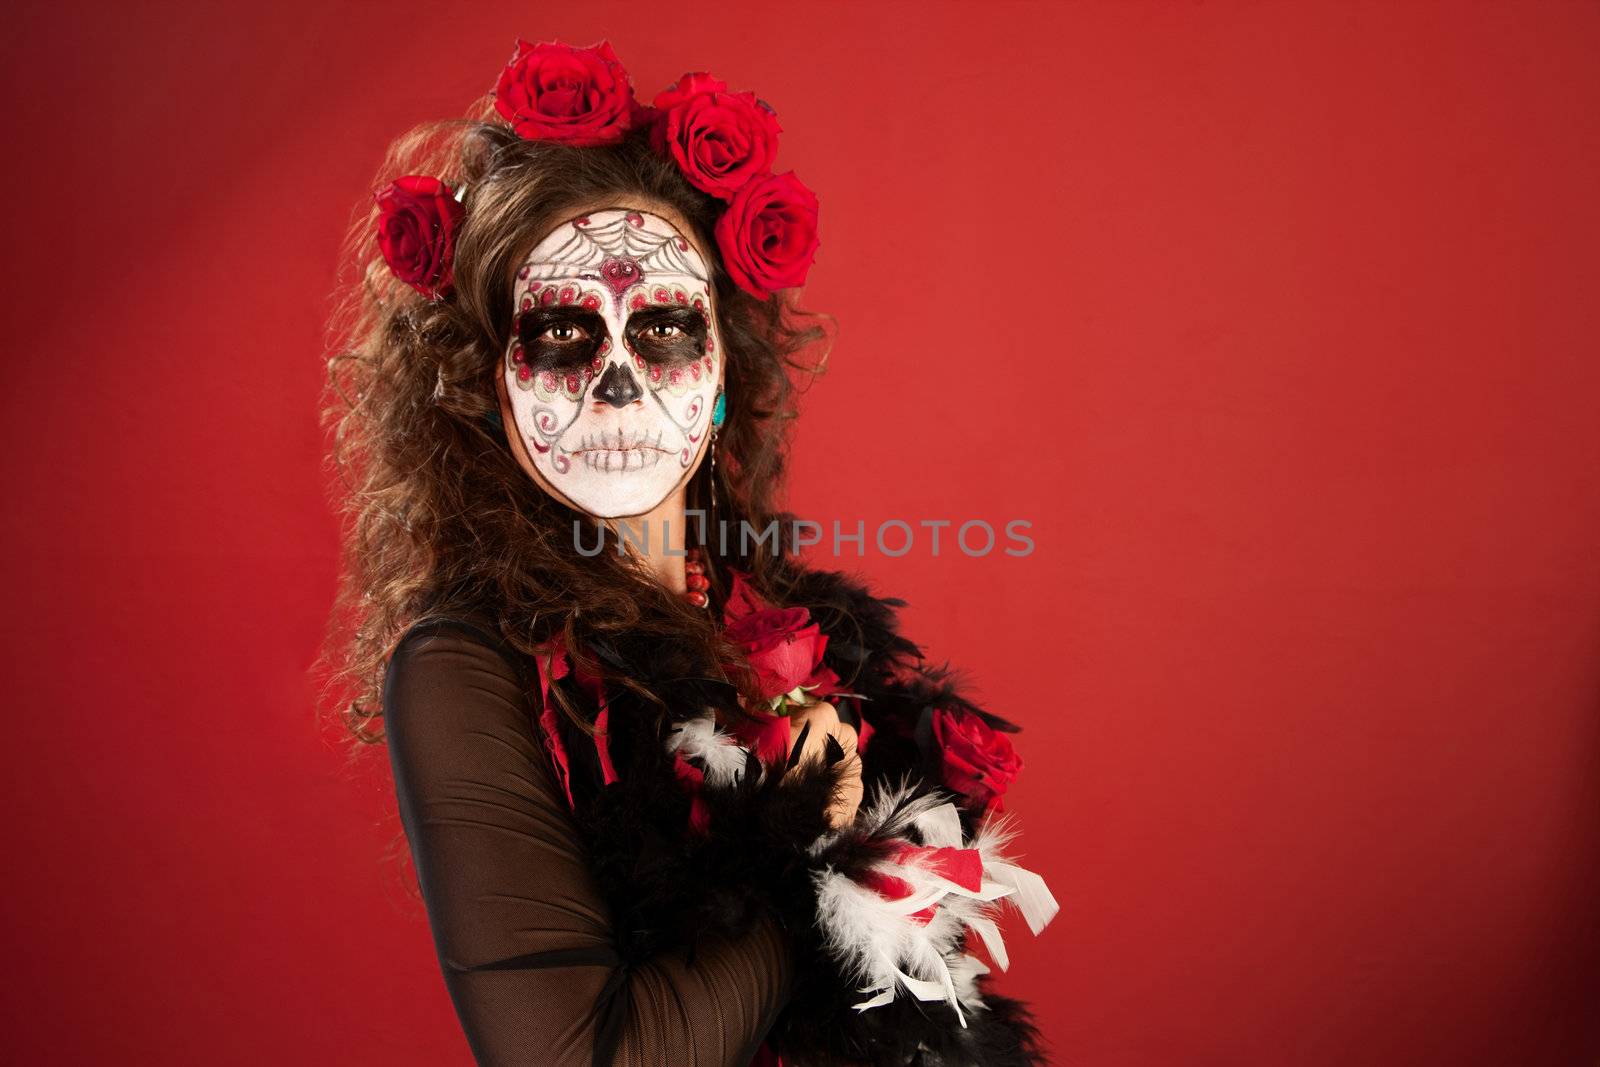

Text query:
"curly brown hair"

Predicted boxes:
[[319, 98, 832, 748]]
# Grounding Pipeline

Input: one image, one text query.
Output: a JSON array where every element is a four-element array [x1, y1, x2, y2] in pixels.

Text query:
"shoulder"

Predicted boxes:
[[391, 612, 519, 666], [380, 612, 555, 814], [382, 612, 534, 728]]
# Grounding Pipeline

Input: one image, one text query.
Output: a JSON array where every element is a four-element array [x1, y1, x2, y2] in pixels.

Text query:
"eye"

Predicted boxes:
[[624, 309, 706, 360], [543, 322, 588, 343]]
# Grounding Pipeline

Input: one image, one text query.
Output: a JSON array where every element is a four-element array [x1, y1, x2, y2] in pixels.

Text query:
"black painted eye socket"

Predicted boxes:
[[517, 308, 604, 346], [625, 307, 707, 362], [516, 308, 606, 371]]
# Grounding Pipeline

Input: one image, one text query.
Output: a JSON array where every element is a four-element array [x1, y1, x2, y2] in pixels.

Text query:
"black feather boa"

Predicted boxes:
[[538, 561, 1055, 1066]]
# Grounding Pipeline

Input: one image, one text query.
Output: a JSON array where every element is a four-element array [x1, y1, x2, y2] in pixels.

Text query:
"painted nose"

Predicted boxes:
[[593, 363, 643, 407]]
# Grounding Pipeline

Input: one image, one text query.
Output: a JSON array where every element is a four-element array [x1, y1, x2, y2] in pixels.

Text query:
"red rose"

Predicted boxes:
[[493, 39, 639, 147], [649, 72, 781, 200], [932, 707, 1023, 813], [727, 605, 831, 700], [723, 571, 839, 702], [652, 71, 728, 111], [722, 567, 769, 621], [374, 175, 464, 298], [713, 171, 820, 298]]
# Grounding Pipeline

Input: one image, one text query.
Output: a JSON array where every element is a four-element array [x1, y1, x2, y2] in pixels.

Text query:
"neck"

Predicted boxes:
[[604, 487, 688, 596]]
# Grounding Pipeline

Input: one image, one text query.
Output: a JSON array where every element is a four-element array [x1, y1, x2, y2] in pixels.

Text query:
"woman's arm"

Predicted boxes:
[[382, 619, 793, 1067]]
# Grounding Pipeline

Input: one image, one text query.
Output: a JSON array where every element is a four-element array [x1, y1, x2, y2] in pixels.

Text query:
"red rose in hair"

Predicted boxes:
[[373, 175, 464, 298], [932, 707, 1023, 813], [713, 171, 820, 298], [723, 571, 840, 703], [653, 71, 729, 112], [649, 72, 781, 200], [493, 39, 639, 147]]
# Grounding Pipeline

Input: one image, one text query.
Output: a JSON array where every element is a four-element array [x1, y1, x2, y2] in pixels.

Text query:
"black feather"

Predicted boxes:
[[532, 560, 1049, 1065]]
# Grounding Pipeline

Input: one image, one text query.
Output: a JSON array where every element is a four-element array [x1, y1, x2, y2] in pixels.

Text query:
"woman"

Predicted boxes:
[[323, 39, 1058, 1067]]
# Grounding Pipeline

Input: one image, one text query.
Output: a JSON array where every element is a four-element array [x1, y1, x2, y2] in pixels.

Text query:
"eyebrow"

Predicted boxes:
[[517, 305, 604, 319], [626, 304, 706, 316]]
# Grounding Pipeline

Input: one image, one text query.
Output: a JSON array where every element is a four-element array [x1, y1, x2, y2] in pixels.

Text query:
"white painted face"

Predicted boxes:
[[502, 208, 722, 518]]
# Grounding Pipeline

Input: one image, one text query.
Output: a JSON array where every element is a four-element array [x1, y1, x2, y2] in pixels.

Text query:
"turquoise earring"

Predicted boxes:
[[708, 388, 724, 516]]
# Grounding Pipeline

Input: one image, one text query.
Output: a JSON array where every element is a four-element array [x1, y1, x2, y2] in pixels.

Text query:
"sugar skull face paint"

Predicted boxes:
[[503, 208, 722, 518]]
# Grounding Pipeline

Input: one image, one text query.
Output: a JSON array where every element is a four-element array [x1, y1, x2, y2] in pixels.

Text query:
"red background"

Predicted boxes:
[[4, 2, 1598, 1063]]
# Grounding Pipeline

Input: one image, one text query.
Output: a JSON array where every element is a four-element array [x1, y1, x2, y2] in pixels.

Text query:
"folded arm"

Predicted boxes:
[[382, 619, 793, 1067]]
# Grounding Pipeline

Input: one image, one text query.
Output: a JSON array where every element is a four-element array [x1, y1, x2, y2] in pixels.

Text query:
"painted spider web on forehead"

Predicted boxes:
[[524, 214, 707, 281]]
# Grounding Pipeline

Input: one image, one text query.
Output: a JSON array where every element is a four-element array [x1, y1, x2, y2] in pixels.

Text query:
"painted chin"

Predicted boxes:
[[554, 466, 687, 517]]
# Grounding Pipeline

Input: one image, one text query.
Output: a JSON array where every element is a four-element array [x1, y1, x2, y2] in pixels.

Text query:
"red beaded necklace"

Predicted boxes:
[[683, 546, 710, 608]]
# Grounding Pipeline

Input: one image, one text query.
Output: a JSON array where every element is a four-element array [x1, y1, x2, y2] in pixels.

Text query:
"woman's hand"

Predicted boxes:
[[782, 700, 864, 829]]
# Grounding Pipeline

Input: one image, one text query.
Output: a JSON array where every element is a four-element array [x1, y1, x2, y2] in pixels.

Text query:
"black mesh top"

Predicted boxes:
[[382, 617, 796, 1066]]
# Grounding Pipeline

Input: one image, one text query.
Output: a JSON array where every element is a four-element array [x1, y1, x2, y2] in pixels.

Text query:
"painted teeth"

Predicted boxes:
[[581, 448, 663, 472], [575, 429, 663, 449], [572, 427, 665, 472]]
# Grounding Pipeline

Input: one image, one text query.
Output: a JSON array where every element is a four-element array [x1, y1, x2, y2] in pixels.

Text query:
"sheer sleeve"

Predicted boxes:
[[382, 618, 795, 1067]]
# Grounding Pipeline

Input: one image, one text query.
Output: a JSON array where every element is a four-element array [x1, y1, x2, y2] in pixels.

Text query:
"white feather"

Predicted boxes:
[[664, 714, 758, 788], [912, 801, 965, 849], [948, 952, 992, 1009], [972, 809, 1061, 935], [809, 777, 1060, 1025]]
